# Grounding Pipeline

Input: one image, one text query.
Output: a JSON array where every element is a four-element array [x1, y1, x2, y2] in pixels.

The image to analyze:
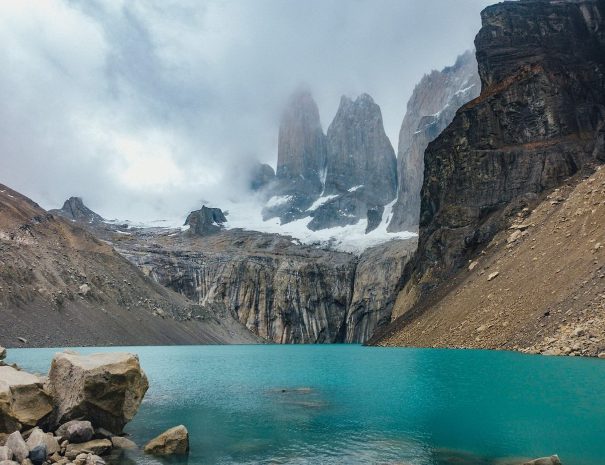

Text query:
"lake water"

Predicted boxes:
[[6, 345, 605, 465]]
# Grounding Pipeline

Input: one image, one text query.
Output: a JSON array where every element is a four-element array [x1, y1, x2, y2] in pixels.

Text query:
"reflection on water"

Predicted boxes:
[[7, 345, 605, 465]]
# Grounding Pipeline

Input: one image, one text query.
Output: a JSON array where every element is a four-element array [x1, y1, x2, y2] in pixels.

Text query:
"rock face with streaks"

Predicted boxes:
[[114, 226, 415, 344], [388, 51, 481, 232], [385, 0, 605, 322]]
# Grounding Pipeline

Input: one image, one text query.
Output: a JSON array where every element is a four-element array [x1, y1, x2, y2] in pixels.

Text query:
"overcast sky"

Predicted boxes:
[[0, 0, 493, 221]]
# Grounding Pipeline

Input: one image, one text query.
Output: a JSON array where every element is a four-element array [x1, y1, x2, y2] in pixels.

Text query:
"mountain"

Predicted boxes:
[[50, 197, 104, 224], [53, 196, 416, 344], [388, 51, 481, 232], [371, 0, 605, 352], [263, 90, 398, 234], [0, 185, 258, 347], [263, 89, 327, 222], [309, 94, 398, 232]]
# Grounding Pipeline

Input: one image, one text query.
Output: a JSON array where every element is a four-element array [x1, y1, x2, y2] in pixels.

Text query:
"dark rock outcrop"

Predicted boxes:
[[388, 0, 605, 320], [50, 197, 104, 224], [388, 51, 481, 232], [184, 206, 227, 236]]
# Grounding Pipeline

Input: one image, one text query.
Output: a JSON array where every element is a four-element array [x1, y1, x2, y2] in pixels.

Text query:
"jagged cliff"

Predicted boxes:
[[50, 197, 104, 224], [0, 186, 259, 347], [388, 51, 481, 232], [372, 0, 605, 349]]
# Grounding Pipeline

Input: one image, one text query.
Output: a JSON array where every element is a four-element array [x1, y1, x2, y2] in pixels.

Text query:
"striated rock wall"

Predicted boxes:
[[388, 51, 481, 232], [385, 0, 605, 322], [116, 229, 414, 344]]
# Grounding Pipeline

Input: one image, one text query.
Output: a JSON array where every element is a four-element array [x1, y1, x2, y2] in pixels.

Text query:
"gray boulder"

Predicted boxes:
[[55, 421, 94, 444], [25, 427, 59, 455], [47, 352, 148, 434], [0, 347, 6, 361], [0, 446, 12, 461], [4, 432, 27, 463], [0, 461, 19, 465]]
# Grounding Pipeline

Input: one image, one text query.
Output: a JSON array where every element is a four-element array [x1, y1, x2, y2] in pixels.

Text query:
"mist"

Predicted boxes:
[[0, 0, 493, 222]]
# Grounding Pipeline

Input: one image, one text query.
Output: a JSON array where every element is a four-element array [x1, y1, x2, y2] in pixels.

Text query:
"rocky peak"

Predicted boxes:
[[388, 50, 481, 232], [53, 197, 104, 224], [184, 206, 227, 236], [324, 93, 397, 204], [276, 89, 327, 193]]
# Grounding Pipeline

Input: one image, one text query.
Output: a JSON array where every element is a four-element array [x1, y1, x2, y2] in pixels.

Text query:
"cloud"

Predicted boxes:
[[0, 0, 493, 221]]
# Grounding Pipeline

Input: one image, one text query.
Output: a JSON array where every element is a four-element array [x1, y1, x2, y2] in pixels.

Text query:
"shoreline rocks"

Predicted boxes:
[[0, 348, 190, 464]]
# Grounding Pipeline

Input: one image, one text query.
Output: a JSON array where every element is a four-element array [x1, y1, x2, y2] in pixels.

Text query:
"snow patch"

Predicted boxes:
[[307, 194, 338, 211], [348, 185, 363, 193], [266, 195, 292, 208]]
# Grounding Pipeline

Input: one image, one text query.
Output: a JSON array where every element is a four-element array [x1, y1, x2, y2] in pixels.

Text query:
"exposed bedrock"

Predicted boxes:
[[389, 0, 605, 320], [388, 50, 481, 233]]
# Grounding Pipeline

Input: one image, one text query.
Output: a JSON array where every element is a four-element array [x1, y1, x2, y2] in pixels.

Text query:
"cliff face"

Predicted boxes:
[[381, 0, 605, 324], [50, 197, 104, 224], [388, 51, 481, 232], [112, 228, 415, 344]]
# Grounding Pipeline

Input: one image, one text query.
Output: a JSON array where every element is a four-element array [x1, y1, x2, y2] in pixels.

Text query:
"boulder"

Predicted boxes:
[[0, 367, 53, 433], [0, 447, 11, 461], [55, 421, 93, 444], [64, 439, 112, 459], [28, 444, 46, 465], [523, 456, 562, 465], [25, 427, 59, 455], [4, 432, 28, 463], [47, 352, 148, 434], [0, 348, 6, 361], [0, 461, 19, 465], [110, 436, 136, 450], [143, 425, 189, 455]]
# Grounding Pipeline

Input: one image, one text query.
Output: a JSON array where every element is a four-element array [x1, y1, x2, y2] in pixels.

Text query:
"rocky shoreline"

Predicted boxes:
[[0, 347, 188, 465]]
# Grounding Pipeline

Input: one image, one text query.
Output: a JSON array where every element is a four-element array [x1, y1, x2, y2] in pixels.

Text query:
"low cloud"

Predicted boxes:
[[0, 0, 492, 221]]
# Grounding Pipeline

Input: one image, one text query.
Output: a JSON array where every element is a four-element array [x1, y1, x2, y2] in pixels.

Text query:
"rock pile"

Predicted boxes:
[[0, 350, 189, 465]]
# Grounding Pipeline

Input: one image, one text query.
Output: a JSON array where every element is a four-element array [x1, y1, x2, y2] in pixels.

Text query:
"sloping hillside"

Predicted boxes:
[[0, 185, 258, 347], [373, 165, 605, 357]]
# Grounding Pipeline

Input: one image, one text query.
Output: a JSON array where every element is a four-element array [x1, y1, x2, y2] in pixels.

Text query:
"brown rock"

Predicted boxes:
[[64, 440, 112, 459], [143, 425, 189, 456], [47, 352, 148, 434], [523, 455, 562, 465], [25, 427, 59, 455], [110, 436, 136, 450], [0, 368, 52, 433]]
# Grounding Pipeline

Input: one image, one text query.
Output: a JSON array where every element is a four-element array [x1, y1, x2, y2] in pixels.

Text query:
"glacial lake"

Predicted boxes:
[[7, 345, 605, 465]]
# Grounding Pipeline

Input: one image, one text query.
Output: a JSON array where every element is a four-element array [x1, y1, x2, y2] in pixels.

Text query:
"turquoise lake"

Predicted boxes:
[[6, 345, 605, 465]]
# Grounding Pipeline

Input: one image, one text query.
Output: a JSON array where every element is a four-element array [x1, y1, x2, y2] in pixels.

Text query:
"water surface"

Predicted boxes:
[[8, 345, 605, 465]]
